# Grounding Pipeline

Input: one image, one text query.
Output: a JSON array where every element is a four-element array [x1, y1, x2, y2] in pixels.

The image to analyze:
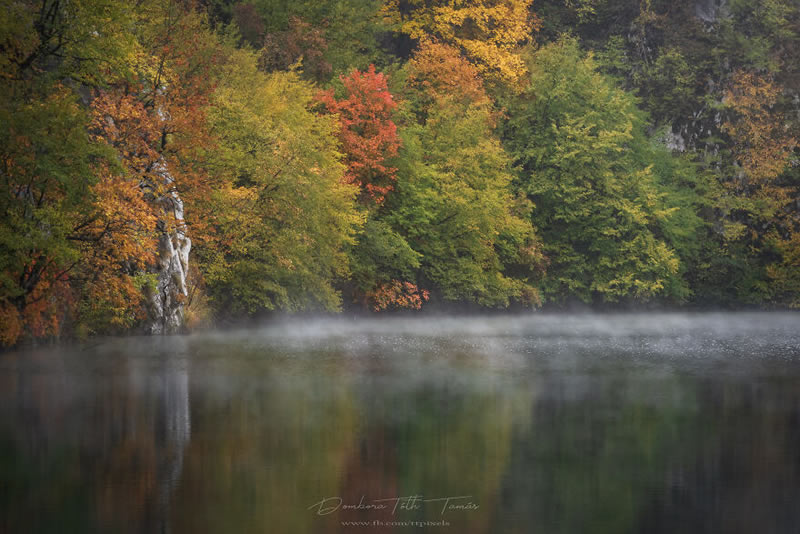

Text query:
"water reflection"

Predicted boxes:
[[0, 339, 191, 534], [1, 313, 800, 533]]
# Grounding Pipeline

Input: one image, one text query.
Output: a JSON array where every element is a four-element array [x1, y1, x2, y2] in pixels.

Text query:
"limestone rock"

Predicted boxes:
[[695, 0, 728, 23], [660, 127, 687, 152], [145, 162, 191, 335]]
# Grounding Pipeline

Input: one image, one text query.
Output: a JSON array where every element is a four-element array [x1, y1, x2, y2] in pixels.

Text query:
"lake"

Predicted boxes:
[[2, 312, 800, 533]]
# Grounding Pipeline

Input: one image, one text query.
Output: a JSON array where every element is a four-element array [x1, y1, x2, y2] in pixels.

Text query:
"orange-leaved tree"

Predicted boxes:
[[720, 70, 799, 304], [317, 65, 401, 206], [366, 280, 430, 311]]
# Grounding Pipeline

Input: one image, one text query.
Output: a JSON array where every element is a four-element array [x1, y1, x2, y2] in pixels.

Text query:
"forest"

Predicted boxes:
[[1, 0, 798, 345]]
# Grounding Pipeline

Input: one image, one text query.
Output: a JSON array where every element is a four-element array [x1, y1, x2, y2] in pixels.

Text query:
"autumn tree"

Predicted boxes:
[[382, 0, 539, 86], [382, 41, 544, 307], [316, 64, 423, 310], [115, 3, 231, 332], [198, 48, 361, 314], [318, 65, 401, 206], [716, 70, 799, 304], [0, 0, 229, 343], [61, 91, 167, 333], [722, 71, 796, 191], [0, 0, 142, 344], [0, 86, 98, 344]]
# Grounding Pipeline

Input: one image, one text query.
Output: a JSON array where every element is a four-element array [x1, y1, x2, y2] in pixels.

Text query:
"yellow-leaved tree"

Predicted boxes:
[[721, 70, 799, 304], [382, 0, 539, 86]]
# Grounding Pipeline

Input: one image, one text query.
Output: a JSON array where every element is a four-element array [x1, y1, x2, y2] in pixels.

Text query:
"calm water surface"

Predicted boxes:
[[2, 312, 800, 533]]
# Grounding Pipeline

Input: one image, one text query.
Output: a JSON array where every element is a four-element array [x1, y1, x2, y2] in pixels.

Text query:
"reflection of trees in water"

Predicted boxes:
[[636, 377, 800, 534], [400, 385, 529, 533], [169, 349, 534, 534], [5, 333, 800, 534], [169, 362, 359, 534], [0, 345, 191, 534], [493, 369, 800, 534], [335, 427, 399, 534], [336, 370, 533, 534]]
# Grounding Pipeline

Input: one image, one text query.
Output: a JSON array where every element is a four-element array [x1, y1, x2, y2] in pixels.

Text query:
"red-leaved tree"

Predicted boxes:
[[317, 65, 401, 206]]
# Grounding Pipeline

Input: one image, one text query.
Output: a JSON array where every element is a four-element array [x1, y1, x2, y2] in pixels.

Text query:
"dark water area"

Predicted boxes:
[[2, 312, 800, 533]]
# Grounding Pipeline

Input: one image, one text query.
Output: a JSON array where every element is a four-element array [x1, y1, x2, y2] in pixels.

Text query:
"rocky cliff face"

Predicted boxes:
[[145, 162, 191, 335], [695, 0, 729, 23]]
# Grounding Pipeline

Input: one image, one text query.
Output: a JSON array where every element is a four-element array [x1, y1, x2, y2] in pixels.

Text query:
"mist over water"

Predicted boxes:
[[2, 312, 800, 533], [197, 312, 800, 370], [217, 310, 800, 340]]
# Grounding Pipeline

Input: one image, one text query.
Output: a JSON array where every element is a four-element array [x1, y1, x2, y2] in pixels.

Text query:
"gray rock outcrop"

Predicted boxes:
[[145, 162, 191, 335], [695, 0, 728, 23]]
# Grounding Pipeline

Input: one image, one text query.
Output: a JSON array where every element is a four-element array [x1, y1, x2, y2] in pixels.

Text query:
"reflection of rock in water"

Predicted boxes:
[[156, 357, 191, 533], [129, 348, 191, 534]]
